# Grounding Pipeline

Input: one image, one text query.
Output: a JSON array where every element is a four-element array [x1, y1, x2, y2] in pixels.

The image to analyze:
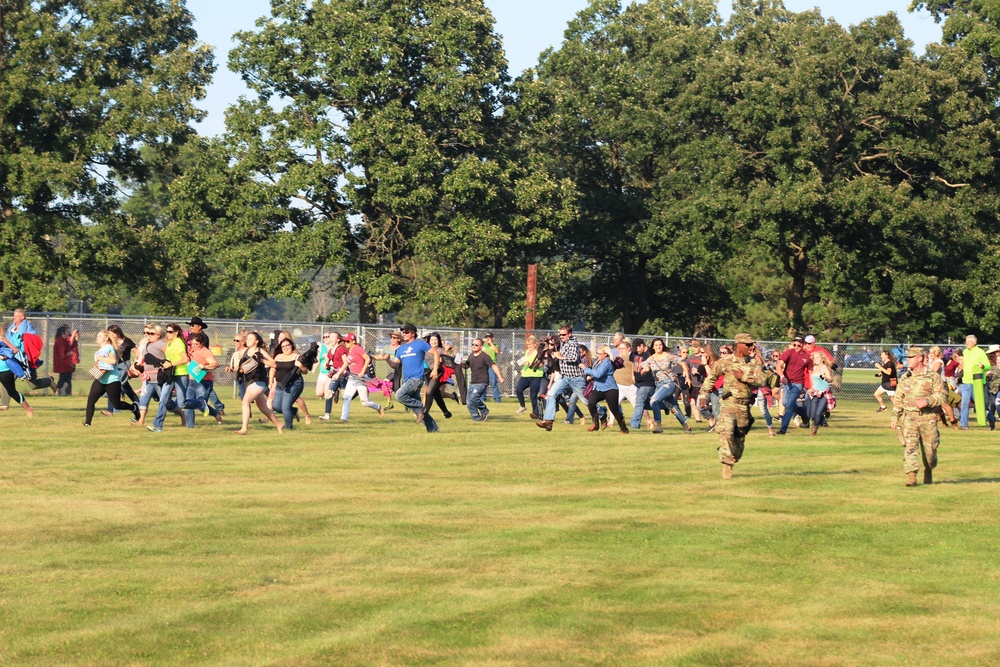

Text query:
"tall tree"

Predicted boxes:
[[522, 0, 724, 333], [912, 0, 1000, 87], [675, 0, 998, 337], [0, 0, 214, 310], [223, 0, 566, 326]]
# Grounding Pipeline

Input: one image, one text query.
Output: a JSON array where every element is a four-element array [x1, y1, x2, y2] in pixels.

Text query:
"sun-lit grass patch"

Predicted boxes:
[[2, 396, 1000, 664]]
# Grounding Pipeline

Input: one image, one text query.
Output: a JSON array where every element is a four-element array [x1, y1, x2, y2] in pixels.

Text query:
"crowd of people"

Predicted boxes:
[[4, 310, 997, 485]]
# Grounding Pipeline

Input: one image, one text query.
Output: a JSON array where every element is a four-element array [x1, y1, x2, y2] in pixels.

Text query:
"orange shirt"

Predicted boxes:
[[190, 347, 216, 382]]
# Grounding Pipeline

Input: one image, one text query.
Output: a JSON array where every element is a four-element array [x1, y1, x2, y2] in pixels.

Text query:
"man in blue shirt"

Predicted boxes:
[[388, 323, 440, 433]]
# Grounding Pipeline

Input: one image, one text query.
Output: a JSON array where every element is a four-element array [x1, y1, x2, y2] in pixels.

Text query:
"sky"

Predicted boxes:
[[186, 0, 944, 137]]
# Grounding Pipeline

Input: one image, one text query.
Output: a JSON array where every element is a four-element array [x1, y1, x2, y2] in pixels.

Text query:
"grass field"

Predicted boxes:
[[3, 395, 1000, 665]]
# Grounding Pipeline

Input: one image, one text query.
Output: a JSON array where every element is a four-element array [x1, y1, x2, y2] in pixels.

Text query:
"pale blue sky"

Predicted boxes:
[[187, 0, 943, 136]]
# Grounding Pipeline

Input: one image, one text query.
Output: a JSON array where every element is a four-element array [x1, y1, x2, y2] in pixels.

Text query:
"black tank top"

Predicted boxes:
[[274, 359, 297, 385], [240, 351, 267, 383]]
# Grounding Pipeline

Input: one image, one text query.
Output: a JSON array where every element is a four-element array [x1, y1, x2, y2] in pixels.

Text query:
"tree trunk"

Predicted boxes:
[[785, 249, 807, 332], [357, 289, 377, 324]]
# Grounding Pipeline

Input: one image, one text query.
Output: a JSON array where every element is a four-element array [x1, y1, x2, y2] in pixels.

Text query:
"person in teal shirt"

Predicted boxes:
[[0, 317, 33, 417], [958, 334, 991, 429], [83, 330, 138, 426]]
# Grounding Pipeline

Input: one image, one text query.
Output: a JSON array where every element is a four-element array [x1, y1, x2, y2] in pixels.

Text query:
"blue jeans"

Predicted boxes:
[[779, 383, 807, 433], [959, 383, 974, 427], [396, 376, 438, 432], [630, 385, 654, 428], [759, 394, 773, 427], [651, 380, 687, 426], [165, 375, 196, 428], [191, 379, 219, 419], [467, 383, 489, 420], [139, 381, 161, 411], [543, 375, 586, 422], [488, 367, 502, 402], [152, 381, 175, 430], [274, 375, 304, 429], [207, 386, 225, 413], [806, 394, 828, 427]]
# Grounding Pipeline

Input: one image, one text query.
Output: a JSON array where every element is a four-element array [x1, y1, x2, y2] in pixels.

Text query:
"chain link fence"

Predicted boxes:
[[1, 311, 962, 406]]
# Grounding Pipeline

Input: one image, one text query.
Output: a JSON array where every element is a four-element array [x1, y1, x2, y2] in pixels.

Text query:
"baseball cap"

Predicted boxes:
[[342, 333, 357, 343], [805, 334, 816, 344], [905, 346, 925, 358], [793, 336, 805, 343], [400, 323, 417, 334], [734, 333, 755, 345]]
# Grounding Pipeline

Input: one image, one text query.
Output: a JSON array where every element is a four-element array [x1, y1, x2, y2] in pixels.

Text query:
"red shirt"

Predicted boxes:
[[53, 336, 79, 373], [780, 348, 812, 384], [328, 344, 347, 374], [345, 344, 368, 375]]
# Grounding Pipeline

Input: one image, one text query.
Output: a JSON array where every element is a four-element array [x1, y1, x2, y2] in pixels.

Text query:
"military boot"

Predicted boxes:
[[652, 422, 663, 434], [906, 471, 918, 487], [923, 468, 933, 485], [722, 463, 734, 480]]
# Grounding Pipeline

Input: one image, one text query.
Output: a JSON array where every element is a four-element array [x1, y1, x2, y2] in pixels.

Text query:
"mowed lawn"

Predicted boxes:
[[2, 396, 1000, 665]]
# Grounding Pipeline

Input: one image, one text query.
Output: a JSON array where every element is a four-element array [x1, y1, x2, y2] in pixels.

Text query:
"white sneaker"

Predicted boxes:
[[320, 414, 330, 421], [515, 407, 527, 414], [793, 415, 802, 428]]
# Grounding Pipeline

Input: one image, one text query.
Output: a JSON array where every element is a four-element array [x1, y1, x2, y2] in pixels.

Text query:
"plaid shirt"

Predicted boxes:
[[558, 337, 583, 377]]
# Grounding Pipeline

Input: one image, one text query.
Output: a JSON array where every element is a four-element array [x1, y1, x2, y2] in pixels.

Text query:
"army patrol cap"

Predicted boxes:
[[734, 333, 756, 345], [905, 346, 925, 358]]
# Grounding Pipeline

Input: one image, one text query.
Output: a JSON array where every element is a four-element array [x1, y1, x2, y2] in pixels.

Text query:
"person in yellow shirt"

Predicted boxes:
[[148, 323, 190, 432]]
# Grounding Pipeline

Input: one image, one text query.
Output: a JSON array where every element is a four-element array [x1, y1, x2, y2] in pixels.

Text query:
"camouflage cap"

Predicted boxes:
[[905, 346, 924, 358], [734, 333, 756, 345]]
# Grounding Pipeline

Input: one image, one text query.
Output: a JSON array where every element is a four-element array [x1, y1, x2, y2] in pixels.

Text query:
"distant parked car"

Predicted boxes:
[[844, 349, 876, 368]]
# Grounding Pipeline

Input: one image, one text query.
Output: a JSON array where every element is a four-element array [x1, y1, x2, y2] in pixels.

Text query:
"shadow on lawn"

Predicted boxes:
[[741, 469, 862, 478], [935, 477, 1000, 485]]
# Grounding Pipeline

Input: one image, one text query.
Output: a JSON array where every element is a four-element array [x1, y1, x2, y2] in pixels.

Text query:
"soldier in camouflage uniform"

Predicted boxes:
[[699, 333, 765, 480], [890, 347, 948, 487]]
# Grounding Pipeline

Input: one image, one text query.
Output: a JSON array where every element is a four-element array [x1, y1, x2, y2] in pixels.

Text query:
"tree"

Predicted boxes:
[[912, 0, 1000, 86], [0, 0, 214, 310], [673, 0, 999, 338], [522, 0, 724, 333], [222, 0, 568, 326]]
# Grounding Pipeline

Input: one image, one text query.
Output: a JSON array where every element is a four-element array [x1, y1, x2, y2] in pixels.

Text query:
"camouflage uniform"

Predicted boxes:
[[700, 339, 765, 466], [892, 362, 948, 475]]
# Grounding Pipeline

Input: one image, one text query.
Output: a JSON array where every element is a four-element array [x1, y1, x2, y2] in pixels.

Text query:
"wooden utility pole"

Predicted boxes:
[[526, 263, 537, 335]]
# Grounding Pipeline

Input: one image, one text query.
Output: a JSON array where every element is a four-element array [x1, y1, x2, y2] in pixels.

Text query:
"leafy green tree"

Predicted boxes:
[[223, 0, 567, 326], [0, 0, 214, 310], [674, 0, 999, 338], [912, 0, 1000, 85], [522, 0, 723, 333]]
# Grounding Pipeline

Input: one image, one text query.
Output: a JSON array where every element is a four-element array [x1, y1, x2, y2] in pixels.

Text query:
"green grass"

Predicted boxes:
[[2, 396, 1000, 665]]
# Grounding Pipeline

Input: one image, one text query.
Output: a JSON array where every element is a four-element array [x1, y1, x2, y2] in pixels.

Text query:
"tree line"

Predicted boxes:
[[2, 0, 999, 340]]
